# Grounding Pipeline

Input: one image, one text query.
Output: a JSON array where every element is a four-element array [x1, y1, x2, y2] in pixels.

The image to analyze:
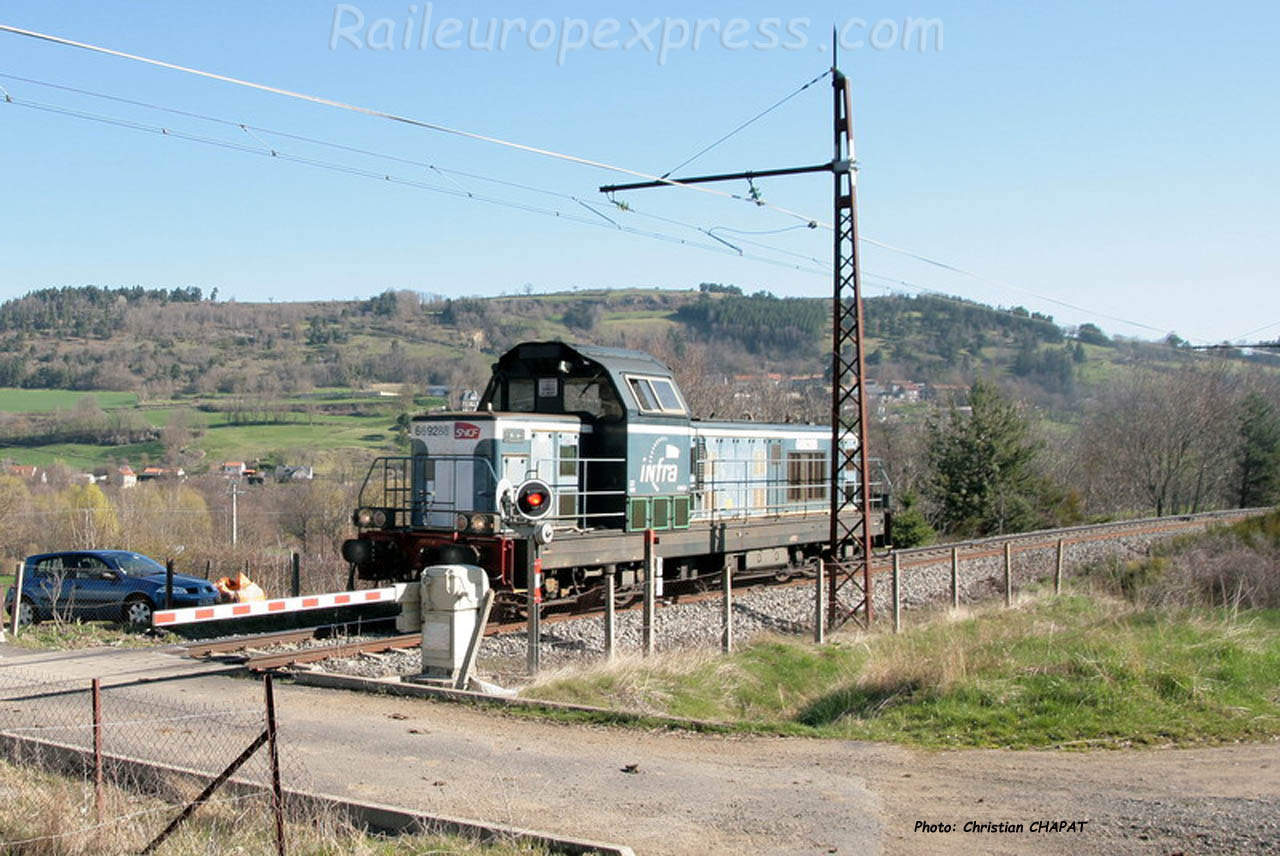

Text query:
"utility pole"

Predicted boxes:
[[600, 33, 874, 630], [229, 480, 243, 546], [825, 46, 874, 630]]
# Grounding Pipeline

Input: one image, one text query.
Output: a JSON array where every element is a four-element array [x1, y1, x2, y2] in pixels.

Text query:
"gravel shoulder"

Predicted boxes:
[[865, 742, 1280, 855]]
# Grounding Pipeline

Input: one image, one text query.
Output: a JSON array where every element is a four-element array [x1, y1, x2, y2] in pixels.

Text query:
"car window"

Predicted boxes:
[[79, 556, 109, 570], [113, 553, 166, 575], [34, 557, 67, 576]]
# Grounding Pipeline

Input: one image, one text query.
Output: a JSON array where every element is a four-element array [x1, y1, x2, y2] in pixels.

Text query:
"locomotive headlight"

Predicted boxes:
[[514, 479, 554, 521], [371, 509, 389, 527], [354, 507, 376, 527], [455, 513, 471, 531], [469, 513, 496, 534]]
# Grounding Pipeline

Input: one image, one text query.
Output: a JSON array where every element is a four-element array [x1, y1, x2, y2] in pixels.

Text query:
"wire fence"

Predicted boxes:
[[0, 666, 311, 854]]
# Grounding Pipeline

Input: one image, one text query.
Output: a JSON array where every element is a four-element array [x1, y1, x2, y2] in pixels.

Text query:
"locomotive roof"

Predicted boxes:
[[493, 341, 675, 381]]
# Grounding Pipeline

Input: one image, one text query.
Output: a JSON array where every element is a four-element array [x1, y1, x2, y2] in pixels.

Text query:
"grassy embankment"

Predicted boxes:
[[524, 513, 1280, 749]]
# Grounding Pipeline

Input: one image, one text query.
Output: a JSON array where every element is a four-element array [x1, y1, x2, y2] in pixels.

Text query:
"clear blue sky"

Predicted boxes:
[[1, 1, 1276, 345]]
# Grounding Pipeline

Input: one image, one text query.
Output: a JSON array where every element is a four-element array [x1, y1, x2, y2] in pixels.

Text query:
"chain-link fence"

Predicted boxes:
[[0, 666, 312, 854]]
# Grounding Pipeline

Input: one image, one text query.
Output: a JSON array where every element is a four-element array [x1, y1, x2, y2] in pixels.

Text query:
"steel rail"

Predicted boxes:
[[182, 628, 320, 658]]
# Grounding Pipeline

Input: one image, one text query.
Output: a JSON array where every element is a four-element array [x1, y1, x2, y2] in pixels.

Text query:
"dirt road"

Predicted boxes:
[[3, 644, 1276, 854]]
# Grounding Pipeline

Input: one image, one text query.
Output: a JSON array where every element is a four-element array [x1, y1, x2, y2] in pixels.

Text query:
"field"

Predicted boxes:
[[0, 387, 440, 473], [0, 388, 138, 412]]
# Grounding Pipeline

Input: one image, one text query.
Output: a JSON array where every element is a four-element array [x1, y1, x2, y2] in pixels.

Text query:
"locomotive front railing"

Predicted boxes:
[[357, 455, 627, 530]]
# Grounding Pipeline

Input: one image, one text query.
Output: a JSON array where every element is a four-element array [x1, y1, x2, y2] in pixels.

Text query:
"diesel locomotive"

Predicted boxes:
[[341, 341, 888, 603]]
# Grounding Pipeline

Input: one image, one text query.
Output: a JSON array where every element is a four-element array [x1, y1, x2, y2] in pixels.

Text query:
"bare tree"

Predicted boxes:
[[1079, 363, 1240, 516]]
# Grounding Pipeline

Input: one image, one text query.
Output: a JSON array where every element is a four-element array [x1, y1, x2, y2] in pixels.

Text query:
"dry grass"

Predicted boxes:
[[0, 760, 545, 856]]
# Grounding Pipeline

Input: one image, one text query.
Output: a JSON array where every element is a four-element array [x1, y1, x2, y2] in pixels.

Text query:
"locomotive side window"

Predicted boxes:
[[652, 379, 683, 412], [629, 378, 659, 411], [626, 375, 687, 415], [787, 452, 828, 501]]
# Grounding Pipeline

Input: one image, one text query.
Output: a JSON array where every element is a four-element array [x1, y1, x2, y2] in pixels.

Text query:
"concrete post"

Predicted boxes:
[[814, 559, 825, 644], [1004, 543, 1013, 607], [721, 559, 733, 654], [950, 546, 960, 610], [642, 530, 656, 657], [603, 566, 616, 661], [1055, 539, 1065, 595], [892, 552, 901, 634]]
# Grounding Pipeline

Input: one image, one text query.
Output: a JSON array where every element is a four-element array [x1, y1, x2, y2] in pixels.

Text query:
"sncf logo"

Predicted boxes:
[[454, 422, 481, 440]]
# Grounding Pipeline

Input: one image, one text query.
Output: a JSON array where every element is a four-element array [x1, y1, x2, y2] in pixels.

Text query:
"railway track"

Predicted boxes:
[[182, 614, 558, 671], [875, 508, 1264, 574], [182, 508, 1265, 671]]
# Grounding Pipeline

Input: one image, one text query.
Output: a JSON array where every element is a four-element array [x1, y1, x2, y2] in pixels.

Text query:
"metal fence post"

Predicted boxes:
[[92, 678, 104, 825], [603, 566, 616, 660], [892, 552, 901, 634], [814, 560, 825, 644], [1004, 543, 1013, 607], [950, 547, 960, 610], [721, 559, 733, 654], [290, 553, 301, 598], [165, 559, 174, 610], [1055, 539, 1065, 594], [263, 674, 286, 856]]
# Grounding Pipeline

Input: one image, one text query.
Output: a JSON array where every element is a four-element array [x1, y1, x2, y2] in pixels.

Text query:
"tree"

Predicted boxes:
[[53, 483, 120, 549], [889, 491, 934, 548], [162, 409, 194, 465], [923, 379, 1056, 536], [1079, 365, 1238, 516], [0, 474, 31, 559], [277, 481, 354, 555], [1236, 391, 1280, 507], [1076, 323, 1110, 346]]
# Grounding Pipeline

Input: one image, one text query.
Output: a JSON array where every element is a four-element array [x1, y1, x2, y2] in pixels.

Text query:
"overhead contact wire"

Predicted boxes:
[[0, 24, 828, 228]]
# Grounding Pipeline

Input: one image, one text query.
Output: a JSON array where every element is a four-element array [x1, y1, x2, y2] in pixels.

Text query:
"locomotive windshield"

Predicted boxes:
[[563, 373, 624, 420]]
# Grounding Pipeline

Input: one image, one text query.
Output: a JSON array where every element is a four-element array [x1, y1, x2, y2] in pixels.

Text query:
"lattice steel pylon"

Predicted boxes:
[[826, 64, 874, 630], [599, 46, 875, 630]]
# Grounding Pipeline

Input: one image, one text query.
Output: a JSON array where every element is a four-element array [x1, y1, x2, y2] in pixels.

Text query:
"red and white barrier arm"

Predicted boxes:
[[153, 586, 401, 627]]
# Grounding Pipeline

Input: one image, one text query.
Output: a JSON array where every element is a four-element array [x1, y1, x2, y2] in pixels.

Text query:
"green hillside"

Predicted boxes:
[[1, 283, 1275, 473]]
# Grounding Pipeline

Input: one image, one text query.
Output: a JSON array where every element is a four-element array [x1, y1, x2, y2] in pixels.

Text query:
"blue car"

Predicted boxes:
[[4, 550, 220, 627]]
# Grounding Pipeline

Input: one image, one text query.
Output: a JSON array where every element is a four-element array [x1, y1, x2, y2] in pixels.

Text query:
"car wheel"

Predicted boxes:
[[122, 595, 154, 627], [16, 597, 38, 626]]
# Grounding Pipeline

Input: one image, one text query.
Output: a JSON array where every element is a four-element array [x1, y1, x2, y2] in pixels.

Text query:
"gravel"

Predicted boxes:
[[301, 523, 1208, 684]]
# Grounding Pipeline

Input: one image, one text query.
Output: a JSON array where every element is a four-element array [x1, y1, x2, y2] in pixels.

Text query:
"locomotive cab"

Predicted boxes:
[[345, 342, 694, 585], [480, 342, 691, 529]]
